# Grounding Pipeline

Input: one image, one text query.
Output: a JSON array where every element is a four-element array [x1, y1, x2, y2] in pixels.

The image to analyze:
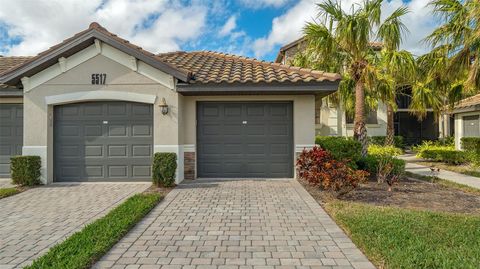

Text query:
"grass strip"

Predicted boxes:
[[25, 193, 162, 269], [325, 201, 480, 269], [0, 187, 21, 199], [405, 171, 480, 194]]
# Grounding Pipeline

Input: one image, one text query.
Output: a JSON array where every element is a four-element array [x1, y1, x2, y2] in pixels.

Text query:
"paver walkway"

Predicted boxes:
[[0, 182, 150, 269], [94, 179, 374, 269], [400, 153, 480, 189]]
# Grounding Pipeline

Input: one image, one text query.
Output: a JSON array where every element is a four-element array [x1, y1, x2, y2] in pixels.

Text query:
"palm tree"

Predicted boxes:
[[303, 0, 411, 155], [376, 6, 416, 145], [411, 0, 479, 122]]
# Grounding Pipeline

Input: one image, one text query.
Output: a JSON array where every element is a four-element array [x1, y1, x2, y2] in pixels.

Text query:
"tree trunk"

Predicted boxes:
[[385, 103, 395, 146], [353, 80, 368, 157]]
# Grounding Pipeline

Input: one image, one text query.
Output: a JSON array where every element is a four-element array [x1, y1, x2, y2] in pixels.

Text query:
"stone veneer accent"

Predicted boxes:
[[184, 152, 196, 180]]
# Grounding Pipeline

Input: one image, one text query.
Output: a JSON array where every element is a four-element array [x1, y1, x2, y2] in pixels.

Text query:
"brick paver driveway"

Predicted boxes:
[[95, 179, 374, 269], [0, 182, 150, 269]]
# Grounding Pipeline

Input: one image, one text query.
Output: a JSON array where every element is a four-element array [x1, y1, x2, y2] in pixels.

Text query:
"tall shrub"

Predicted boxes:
[[315, 136, 362, 168], [10, 156, 41, 186], [152, 153, 177, 187]]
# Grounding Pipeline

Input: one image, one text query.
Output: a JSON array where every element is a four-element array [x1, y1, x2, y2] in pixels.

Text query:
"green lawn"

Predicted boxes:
[[0, 187, 21, 199], [325, 201, 480, 269], [25, 193, 162, 269]]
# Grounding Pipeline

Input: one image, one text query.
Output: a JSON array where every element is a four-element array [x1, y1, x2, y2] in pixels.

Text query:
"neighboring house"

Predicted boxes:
[[450, 94, 480, 150], [0, 23, 340, 183], [275, 37, 439, 144]]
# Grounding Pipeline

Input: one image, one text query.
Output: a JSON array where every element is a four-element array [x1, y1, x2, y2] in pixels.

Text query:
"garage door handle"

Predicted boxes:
[[242, 121, 247, 124]]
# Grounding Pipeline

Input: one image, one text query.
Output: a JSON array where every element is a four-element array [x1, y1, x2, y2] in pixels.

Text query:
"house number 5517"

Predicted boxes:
[[91, 73, 106, 85]]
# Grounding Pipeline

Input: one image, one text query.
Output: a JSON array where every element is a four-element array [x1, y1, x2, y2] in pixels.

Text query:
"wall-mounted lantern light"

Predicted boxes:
[[159, 97, 169, 115]]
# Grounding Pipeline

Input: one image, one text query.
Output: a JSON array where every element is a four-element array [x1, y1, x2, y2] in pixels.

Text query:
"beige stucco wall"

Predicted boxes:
[[23, 54, 179, 183], [181, 95, 316, 147], [316, 98, 388, 137]]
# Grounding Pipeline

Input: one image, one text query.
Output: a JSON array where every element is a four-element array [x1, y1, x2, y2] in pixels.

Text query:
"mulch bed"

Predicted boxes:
[[143, 184, 174, 197], [300, 178, 480, 214]]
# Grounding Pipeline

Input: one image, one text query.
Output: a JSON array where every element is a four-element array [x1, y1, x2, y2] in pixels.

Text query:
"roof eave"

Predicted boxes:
[[0, 29, 191, 85], [176, 80, 339, 96]]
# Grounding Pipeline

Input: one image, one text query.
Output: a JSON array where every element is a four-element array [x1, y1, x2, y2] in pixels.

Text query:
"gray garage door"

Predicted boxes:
[[197, 102, 293, 178], [54, 101, 153, 182], [0, 104, 23, 178], [463, 115, 480, 137]]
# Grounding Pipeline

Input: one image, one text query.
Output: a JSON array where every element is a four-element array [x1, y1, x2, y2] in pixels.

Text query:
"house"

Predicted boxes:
[[450, 93, 480, 149], [0, 23, 340, 183], [275, 37, 439, 144]]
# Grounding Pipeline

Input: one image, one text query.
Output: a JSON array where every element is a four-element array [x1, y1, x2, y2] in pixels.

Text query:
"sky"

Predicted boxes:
[[0, 0, 439, 62]]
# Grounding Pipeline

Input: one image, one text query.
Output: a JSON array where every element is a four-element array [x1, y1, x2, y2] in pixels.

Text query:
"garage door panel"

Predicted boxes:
[[83, 103, 103, 115], [54, 101, 153, 182], [132, 145, 152, 157], [0, 104, 23, 178], [107, 103, 127, 116], [84, 125, 103, 136], [108, 125, 127, 137], [133, 165, 151, 177], [197, 102, 293, 178], [85, 145, 103, 157], [224, 104, 242, 117], [132, 125, 151, 136], [108, 145, 128, 157]]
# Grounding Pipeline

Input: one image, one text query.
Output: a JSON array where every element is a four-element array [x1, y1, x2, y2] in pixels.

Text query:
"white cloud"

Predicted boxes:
[[252, 0, 439, 58], [219, 15, 237, 37], [0, 0, 207, 55], [238, 0, 291, 9], [252, 0, 316, 58]]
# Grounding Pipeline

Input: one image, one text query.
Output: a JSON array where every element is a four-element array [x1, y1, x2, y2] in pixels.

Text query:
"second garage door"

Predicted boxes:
[[54, 101, 153, 182], [197, 102, 293, 178]]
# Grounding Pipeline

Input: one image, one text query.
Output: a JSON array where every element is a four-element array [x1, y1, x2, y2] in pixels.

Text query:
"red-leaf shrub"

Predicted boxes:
[[296, 146, 369, 197]]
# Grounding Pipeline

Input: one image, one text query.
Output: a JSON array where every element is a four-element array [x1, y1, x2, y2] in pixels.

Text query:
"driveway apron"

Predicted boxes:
[[0, 183, 149, 269], [95, 179, 374, 269]]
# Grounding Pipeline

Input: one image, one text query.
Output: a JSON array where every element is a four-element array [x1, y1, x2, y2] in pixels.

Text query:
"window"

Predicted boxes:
[[346, 110, 378, 124]]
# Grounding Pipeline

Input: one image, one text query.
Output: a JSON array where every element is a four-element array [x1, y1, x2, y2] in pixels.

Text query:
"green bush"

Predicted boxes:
[[437, 136, 455, 146], [357, 155, 405, 178], [10, 156, 41, 186], [316, 136, 362, 167], [461, 137, 480, 165], [369, 136, 405, 148], [461, 137, 480, 153], [152, 153, 177, 187], [368, 145, 403, 156], [419, 149, 468, 164]]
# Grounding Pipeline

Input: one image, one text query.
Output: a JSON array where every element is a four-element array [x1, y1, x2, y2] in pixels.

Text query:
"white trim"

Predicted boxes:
[[45, 90, 157, 105], [24, 40, 174, 92], [22, 146, 47, 184], [183, 144, 196, 152], [295, 144, 315, 152]]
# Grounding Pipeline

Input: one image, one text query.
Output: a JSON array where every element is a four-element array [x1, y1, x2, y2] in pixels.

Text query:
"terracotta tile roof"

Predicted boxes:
[[0, 56, 32, 74], [157, 51, 340, 84], [0, 23, 340, 87], [454, 94, 480, 110]]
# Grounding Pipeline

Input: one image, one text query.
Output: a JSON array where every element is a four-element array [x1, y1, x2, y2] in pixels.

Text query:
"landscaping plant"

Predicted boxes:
[[296, 146, 368, 197], [10, 156, 41, 186], [315, 136, 362, 168], [152, 153, 177, 187]]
